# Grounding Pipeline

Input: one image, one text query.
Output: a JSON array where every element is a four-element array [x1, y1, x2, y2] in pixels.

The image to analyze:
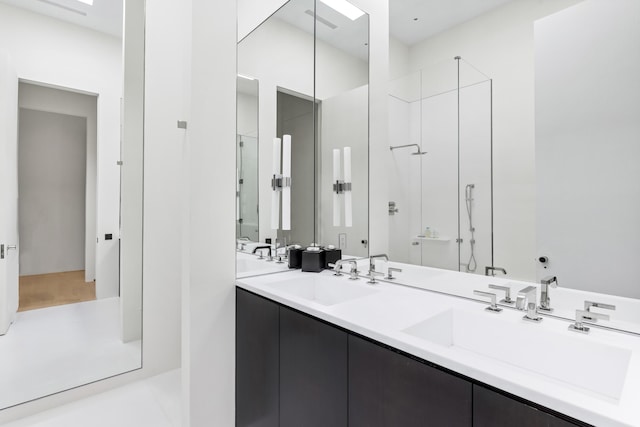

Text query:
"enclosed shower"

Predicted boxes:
[[388, 57, 493, 274]]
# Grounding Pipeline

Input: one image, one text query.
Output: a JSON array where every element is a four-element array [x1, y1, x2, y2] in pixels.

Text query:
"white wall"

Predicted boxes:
[[389, 36, 409, 80], [0, 3, 123, 297], [18, 83, 97, 281], [18, 109, 86, 275], [318, 85, 369, 257], [186, 0, 236, 424], [356, 0, 389, 256], [120, 0, 145, 344], [535, 0, 640, 299], [0, 50, 19, 336], [387, 0, 580, 281], [237, 92, 258, 137]]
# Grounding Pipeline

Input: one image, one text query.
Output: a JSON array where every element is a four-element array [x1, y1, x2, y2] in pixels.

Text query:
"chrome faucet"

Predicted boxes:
[[538, 275, 558, 312], [329, 259, 360, 280], [583, 300, 616, 319], [516, 286, 542, 322], [569, 301, 616, 333], [569, 307, 613, 334], [515, 286, 537, 310], [485, 266, 507, 277], [473, 290, 502, 313], [368, 254, 389, 275], [488, 284, 514, 305], [386, 267, 402, 280], [252, 245, 272, 261], [344, 259, 360, 280]]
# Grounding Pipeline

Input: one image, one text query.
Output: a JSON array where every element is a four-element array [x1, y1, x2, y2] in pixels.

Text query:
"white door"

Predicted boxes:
[[0, 50, 19, 335]]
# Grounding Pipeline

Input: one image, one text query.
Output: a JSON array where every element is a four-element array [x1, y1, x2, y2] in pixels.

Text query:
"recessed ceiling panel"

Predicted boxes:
[[0, 0, 122, 38]]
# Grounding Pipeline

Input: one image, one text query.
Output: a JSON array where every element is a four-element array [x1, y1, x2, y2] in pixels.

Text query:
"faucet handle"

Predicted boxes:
[[366, 271, 384, 284], [488, 284, 514, 304], [522, 302, 543, 323], [473, 290, 502, 313], [582, 302, 615, 322], [485, 266, 507, 277], [584, 301, 616, 312], [570, 309, 610, 334], [328, 263, 342, 276], [541, 275, 558, 287], [386, 267, 402, 280]]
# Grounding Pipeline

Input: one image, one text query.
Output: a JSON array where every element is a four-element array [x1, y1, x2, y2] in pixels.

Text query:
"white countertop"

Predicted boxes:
[[237, 268, 640, 427], [236, 250, 289, 278]]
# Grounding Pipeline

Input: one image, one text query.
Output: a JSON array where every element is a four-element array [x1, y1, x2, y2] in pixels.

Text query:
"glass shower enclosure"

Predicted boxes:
[[388, 57, 493, 274]]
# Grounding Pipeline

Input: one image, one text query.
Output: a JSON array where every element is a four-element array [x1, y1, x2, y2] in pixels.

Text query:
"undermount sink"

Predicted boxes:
[[236, 257, 269, 273], [403, 308, 632, 400], [264, 276, 378, 306]]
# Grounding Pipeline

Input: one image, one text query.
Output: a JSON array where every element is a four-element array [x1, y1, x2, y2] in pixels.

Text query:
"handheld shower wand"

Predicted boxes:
[[465, 184, 477, 273]]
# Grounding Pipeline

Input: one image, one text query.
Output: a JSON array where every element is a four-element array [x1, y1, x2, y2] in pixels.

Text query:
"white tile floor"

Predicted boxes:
[[2, 369, 181, 427], [0, 298, 141, 409]]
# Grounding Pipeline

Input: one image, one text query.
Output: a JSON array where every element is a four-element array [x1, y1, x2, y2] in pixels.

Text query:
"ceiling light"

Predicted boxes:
[[77, 0, 93, 5], [237, 74, 255, 81], [319, 0, 364, 21]]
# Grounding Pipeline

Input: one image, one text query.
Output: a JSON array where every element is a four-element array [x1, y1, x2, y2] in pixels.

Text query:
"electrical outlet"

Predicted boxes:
[[338, 233, 347, 249]]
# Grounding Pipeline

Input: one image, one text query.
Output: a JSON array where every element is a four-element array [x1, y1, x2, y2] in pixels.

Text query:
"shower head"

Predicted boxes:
[[412, 150, 428, 156]]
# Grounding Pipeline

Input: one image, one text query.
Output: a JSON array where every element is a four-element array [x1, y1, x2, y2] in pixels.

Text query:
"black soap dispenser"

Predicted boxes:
[[301, 244, 325, 273], [288, 245, 304, 269]]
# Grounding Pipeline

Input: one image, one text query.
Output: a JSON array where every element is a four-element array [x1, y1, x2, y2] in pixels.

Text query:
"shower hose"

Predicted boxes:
[[465, 184, 477, 273]]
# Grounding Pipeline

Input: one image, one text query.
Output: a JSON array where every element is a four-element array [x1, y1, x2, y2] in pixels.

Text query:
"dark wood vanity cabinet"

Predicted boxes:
[[236, 288, 280, 427], [348, 335, 472, 426], [473, 386, 584, 427], [280, 307, 348, 427], [236, 288, 348, 427], [236, 287, 587, 427]]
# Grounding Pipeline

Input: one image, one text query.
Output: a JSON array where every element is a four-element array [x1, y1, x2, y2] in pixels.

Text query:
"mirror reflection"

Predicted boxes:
[[236, 0, 370, 278], [388, 59, 492, 273], [386, 0, 640, 332], [0, 0, 143, 409], [236, 76, 259, 242]]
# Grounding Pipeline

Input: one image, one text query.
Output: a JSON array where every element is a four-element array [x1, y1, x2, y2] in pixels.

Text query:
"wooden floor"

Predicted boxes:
[[18, 270, 96, 312]]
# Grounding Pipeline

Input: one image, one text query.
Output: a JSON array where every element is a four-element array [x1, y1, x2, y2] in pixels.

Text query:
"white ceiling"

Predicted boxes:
[[257, 0, 517, 60], [1, 0, 515, 56], [389, 0, 515, 46], [0, 0, 122, 38], [275, 0, 369, 61]]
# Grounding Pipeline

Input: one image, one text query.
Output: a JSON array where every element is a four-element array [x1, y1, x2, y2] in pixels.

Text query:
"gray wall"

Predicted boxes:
[[277, 91, 316, 246], [18, 109, 87, 276], [18, 82, 98, 282]]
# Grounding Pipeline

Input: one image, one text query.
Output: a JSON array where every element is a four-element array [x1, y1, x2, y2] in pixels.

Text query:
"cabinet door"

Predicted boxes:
[[280, 307, 348, 427], [473, 385, 586, 427], [349, 335, 472, 427], [236, 288, 280, 427]]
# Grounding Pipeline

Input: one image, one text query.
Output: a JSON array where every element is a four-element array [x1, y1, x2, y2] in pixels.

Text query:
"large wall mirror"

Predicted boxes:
[[0, 0, 144, 409], [236, 0, 370, 278], [386, 0, 640, 333]]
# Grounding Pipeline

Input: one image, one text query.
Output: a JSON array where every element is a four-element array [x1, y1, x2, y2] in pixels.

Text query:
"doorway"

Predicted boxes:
[[17, 83, 98, 311]]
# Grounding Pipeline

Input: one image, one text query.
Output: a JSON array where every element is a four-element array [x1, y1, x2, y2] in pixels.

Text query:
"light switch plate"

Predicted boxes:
[[338, 233, 347, 249]]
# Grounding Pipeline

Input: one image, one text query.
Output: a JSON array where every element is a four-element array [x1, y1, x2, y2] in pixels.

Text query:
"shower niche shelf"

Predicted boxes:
[[414, 235, 451, 242]]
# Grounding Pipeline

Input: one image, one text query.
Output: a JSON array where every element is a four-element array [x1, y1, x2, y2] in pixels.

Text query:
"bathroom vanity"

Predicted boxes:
[[236, 267, 640, 427]]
